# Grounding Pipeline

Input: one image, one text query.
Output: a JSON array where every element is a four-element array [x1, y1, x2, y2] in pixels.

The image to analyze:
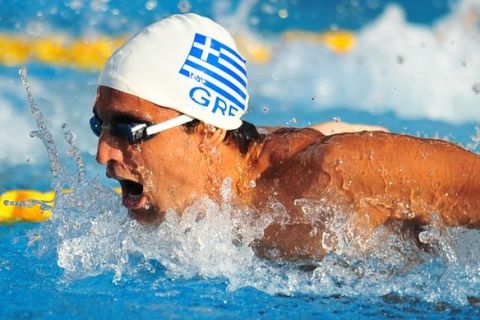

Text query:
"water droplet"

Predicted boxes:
[[418, 231, 430, 243], [472, 83, 480, 95], [248, 180, 256, 188], [220, 177, 233, 202], [69, 0, 83, 11], [176, 0, 191, 13], [145, 0, 157, 10], [278, 9, 288, 19]]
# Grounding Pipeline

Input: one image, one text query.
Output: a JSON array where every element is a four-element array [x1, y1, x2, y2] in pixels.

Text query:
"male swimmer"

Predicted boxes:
[[91, 14, 480, 259]]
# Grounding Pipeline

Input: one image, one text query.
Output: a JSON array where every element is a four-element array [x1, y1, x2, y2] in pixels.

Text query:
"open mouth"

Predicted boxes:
[[119, 179, 147, 210]]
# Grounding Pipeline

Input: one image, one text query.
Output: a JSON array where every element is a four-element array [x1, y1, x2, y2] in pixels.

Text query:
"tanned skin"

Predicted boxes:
[[94, 87, 480, 260], [250, 128, 480, 259]]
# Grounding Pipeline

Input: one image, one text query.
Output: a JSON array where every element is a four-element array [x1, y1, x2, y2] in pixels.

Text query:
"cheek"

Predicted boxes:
[[137, 134, 200, 188], [116, 144, 144, 174], [134, 147, 158, 191]]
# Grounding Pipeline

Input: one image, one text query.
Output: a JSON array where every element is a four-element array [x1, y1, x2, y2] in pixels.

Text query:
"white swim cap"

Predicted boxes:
[[98, 13, 248, 130]]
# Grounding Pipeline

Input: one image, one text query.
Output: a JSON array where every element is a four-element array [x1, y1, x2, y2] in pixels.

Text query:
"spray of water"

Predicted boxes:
[[19, 59, 480, 306]]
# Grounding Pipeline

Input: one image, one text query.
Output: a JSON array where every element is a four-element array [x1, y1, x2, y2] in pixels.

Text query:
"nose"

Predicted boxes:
[[95, 133, 124, 165]]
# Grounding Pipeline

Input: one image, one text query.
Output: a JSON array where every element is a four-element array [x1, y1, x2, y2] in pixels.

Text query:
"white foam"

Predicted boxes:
[[49, 188, 480, 305], [20, 87, 478, 305], [249, 0, 480, 124]]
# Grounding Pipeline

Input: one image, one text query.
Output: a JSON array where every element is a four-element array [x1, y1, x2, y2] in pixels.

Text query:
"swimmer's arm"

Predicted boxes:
[[311, 121, 388, 135], [316, 132, 480, 228]]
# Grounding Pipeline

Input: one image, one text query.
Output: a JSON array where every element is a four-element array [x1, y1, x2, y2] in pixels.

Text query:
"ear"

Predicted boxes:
[[197, 122, 227, 147]]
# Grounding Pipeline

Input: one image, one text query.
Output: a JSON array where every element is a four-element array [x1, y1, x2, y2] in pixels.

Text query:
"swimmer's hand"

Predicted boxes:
[[311, 121, 389, 135]]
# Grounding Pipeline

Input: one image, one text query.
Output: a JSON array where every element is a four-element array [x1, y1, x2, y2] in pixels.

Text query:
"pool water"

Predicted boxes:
[[1, 0, 480, 318]]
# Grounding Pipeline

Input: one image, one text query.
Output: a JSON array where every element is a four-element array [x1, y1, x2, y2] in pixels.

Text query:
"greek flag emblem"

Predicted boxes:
[[179, 33, 248, 112]]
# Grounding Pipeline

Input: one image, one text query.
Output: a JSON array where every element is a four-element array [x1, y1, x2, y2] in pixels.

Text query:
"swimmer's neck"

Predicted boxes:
[[217, 127, 324, 203]]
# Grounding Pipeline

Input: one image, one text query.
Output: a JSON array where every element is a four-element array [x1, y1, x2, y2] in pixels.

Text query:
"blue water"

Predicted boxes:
[[2, 0, 480, 318], [2, 224, 479, 319]]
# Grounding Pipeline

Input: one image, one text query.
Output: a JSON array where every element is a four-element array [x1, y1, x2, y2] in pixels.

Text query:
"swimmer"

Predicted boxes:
[[91, 14, 479, 259]]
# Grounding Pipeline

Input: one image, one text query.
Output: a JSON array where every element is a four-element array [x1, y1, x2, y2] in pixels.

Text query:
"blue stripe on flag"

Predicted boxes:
[[180, 65, 245, 111], [218, 53, 246, 81], [205, 54, 246, 88], [188, 47, 246, 87], [209, 36, 246, 64], [179, 33, 248, 111], [184, 59, 246, 99], [192, 33, 246, 80], [179, 66, 245, 111]]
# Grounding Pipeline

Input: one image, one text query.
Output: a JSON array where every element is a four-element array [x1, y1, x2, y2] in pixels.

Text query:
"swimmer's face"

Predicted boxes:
[[93, 86, 208, 223]]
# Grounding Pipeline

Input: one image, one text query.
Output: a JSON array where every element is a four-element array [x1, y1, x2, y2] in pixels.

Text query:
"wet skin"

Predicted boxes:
[[252, 129, 480, 258], [94, 86, 480, 260], [93, 86, 212, 223]]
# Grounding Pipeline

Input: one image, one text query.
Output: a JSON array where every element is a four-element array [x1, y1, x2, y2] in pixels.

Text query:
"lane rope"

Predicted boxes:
[[1, 190, 55, 223], [0, 30, 356, 70], [0, 189, 122, 223]]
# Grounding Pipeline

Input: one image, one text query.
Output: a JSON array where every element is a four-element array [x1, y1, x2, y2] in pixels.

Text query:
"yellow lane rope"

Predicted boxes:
[[282, 30, 356, 54], [0, 30, 356, 70], [0, 188, 122, 223], [0, 190, 54, 223], [0, 34, 127, 70]]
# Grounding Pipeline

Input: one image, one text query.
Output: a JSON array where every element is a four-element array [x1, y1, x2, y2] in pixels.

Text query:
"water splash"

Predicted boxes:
[[20, 62, 480, 307], [19, 67, 67, 191]]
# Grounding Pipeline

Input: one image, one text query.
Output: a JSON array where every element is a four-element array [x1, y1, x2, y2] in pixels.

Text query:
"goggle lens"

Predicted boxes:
[[89, 114, 193, 144], [89, 116, 102, 137]]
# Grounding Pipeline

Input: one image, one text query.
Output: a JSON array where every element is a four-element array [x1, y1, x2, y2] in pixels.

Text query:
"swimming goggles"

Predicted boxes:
[[89, 114, 193, 144]]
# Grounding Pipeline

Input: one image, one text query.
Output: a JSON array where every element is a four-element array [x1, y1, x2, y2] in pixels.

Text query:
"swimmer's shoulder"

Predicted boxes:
[[256, 126, 325, 165]]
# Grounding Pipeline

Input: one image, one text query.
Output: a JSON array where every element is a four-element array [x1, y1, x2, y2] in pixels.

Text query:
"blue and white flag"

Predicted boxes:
[[179, 33, 248, 112]]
